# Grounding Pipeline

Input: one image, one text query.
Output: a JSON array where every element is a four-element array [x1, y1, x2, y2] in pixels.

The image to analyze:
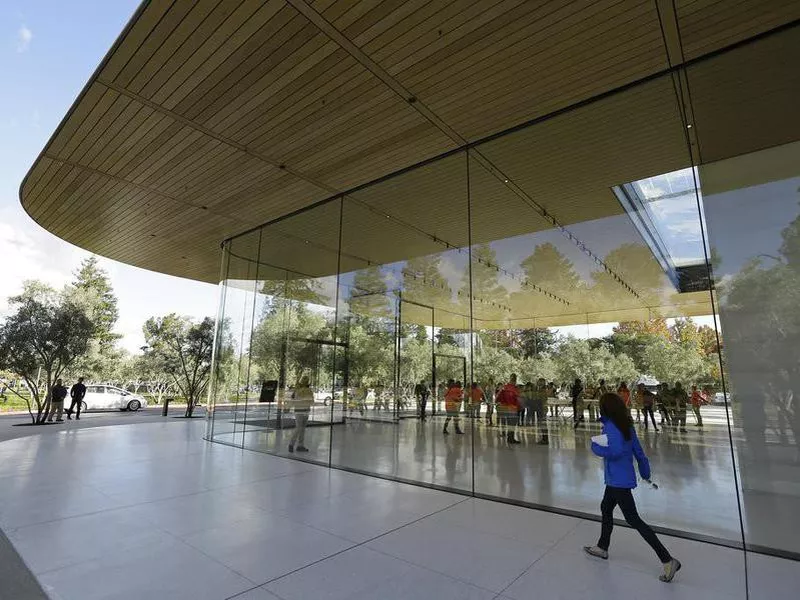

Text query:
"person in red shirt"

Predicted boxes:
[[443, 380, 464, 435], [497, 374, 521, 445], [690, 385, 706, 427]]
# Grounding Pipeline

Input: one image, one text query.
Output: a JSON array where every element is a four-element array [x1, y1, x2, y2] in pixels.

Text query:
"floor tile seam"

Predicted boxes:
[[3, 479, 240, 533], [226, 584, 287, 600], [250, 496, 474, 589], [360, 542, 503, 596], [494, 516, 585, 597], [160, 526, 269, 587]]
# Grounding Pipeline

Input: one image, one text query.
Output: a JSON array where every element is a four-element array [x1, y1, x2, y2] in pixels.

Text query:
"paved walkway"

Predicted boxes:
[[0, 406, 204, 443], [0, 421, 796, 599]]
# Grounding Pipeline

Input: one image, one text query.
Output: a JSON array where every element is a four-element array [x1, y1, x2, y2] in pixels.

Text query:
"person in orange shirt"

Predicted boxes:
[[468, 382, 484, 419], [496, 374, 522, 445], [690, 384, 706, 427], [618, 382, 631, 412], [443, 380, 464, 435]]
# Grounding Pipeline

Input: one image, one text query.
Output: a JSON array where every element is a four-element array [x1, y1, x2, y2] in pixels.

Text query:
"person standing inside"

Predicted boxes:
[[468, 381, 484, 420], [617, 382, 631, 413], [690, 385, 705, 427], [673, 382, 689, 433], [443, 380, 464, 435], [415, 380, 430, 421], [571, 378, 584, 429], [533, 378, 549, 445], [638, 383, 659, 432], [67, 377, 87, 420], [657, 383, 672, 427], [47, 379, 68, 422], [584, 392, 681, 582], [497, 374, 521, 444], [288, 376, 313, 453]]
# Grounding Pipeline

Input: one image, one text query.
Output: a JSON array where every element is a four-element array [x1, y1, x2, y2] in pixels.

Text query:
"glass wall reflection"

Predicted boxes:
[[206, 28, 800, 579]]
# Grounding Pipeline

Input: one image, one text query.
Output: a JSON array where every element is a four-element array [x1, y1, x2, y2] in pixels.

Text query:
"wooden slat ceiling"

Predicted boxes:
[[21, 1, 800, 325]]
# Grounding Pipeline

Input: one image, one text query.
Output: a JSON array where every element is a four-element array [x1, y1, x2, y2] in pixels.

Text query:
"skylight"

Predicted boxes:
[[614, 167, 711, 292]]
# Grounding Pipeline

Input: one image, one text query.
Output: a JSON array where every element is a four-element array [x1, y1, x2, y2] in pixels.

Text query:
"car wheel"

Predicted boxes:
[[81, 401, 88, 412], [127, 399, 142, 412]]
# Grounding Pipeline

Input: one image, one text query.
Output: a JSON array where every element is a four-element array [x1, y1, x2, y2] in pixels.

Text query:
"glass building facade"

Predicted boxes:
[[206, 24, 800, 584]]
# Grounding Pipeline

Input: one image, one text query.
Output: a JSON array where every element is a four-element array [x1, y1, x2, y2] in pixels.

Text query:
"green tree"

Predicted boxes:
[[68, 257, 122, 379], [143, 315, 220, 417], [402, 255, 452, 311], [0, 282, 95, 423], [350, 266, 392, 319]]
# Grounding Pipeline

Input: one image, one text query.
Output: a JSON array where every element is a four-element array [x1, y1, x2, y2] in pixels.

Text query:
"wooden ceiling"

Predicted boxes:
[[21, 1, 800, 319]]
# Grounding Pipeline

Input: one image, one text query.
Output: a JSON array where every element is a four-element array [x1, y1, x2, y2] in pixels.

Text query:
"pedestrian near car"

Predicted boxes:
[[67, 377, 87, 420], [47, 379, 68, 422], [288, 376, 313, 453], [584, 392, 681, 583]]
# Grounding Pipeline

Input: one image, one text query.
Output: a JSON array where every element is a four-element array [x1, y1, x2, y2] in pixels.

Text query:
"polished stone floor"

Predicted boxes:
[[2, 420, 791, 599], [214, 406, 744, 542]]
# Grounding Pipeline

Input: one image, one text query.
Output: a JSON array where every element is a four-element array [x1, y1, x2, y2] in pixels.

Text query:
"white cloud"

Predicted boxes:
[[16, 25, 32, 53], [0, 221, 72, 314]]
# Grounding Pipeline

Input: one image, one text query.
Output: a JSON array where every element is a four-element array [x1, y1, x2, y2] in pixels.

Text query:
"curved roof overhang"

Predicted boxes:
[[20, 1, 800, 327]]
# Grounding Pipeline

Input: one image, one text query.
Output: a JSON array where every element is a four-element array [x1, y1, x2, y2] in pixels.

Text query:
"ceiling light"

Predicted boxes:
[[686, 124, 693, 129]]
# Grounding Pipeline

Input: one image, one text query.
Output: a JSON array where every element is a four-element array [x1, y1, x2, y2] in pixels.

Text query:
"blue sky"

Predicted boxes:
[[0, 1, 218, 352]]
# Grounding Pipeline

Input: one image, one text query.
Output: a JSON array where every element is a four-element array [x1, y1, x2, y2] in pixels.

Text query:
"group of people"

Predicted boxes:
[[570, 379, 710, 433], [43, 377, 87, 422], [414, 375, 551, 444]]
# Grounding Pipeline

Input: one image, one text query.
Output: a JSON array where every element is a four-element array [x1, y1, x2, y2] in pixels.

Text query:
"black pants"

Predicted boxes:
[[598, 486, 671, 563], [642, 406, 658, 430], [67, 398, 83, 418]]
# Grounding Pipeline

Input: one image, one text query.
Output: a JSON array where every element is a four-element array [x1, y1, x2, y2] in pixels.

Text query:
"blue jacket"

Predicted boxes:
[[591, 416, 650, 488]]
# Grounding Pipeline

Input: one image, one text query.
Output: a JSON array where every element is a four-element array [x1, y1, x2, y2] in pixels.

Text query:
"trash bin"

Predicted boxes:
[[162, 397, 173, 417]]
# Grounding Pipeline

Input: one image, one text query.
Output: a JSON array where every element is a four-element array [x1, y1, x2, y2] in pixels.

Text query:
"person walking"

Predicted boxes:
[[67, 377, 87, 420], [47, 379, 68, 422], [443, 380, 464, 435], [288, 376, 313, 453], [690, 385, 705, 427], [584, 392, 681, 582], [497, 374, 521, 444], [571, 378, 584, 429]]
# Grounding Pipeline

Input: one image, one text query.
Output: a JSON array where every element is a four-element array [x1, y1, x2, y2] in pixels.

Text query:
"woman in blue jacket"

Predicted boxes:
[[584, 392, 681, 583]]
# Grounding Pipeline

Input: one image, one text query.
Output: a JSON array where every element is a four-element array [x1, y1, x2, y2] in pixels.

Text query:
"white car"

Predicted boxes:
[[74, 384, 148, 412]]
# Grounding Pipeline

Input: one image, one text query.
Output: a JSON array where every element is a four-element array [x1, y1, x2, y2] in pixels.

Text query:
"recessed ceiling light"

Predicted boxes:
[[686, 124, 693, 129], [503, 179, 509, 183]]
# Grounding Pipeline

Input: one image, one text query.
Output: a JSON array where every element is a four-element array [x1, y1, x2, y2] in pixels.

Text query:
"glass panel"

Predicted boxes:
[[210, 231, 261, 447], [240, 200, 342, 463], [469, 72, 738, 545], [687, 25, 800, 590], [332, 152, 471, 492]]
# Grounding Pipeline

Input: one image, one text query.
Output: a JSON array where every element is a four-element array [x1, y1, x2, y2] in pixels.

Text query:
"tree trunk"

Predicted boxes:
[[184, 397, 193, 418]]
